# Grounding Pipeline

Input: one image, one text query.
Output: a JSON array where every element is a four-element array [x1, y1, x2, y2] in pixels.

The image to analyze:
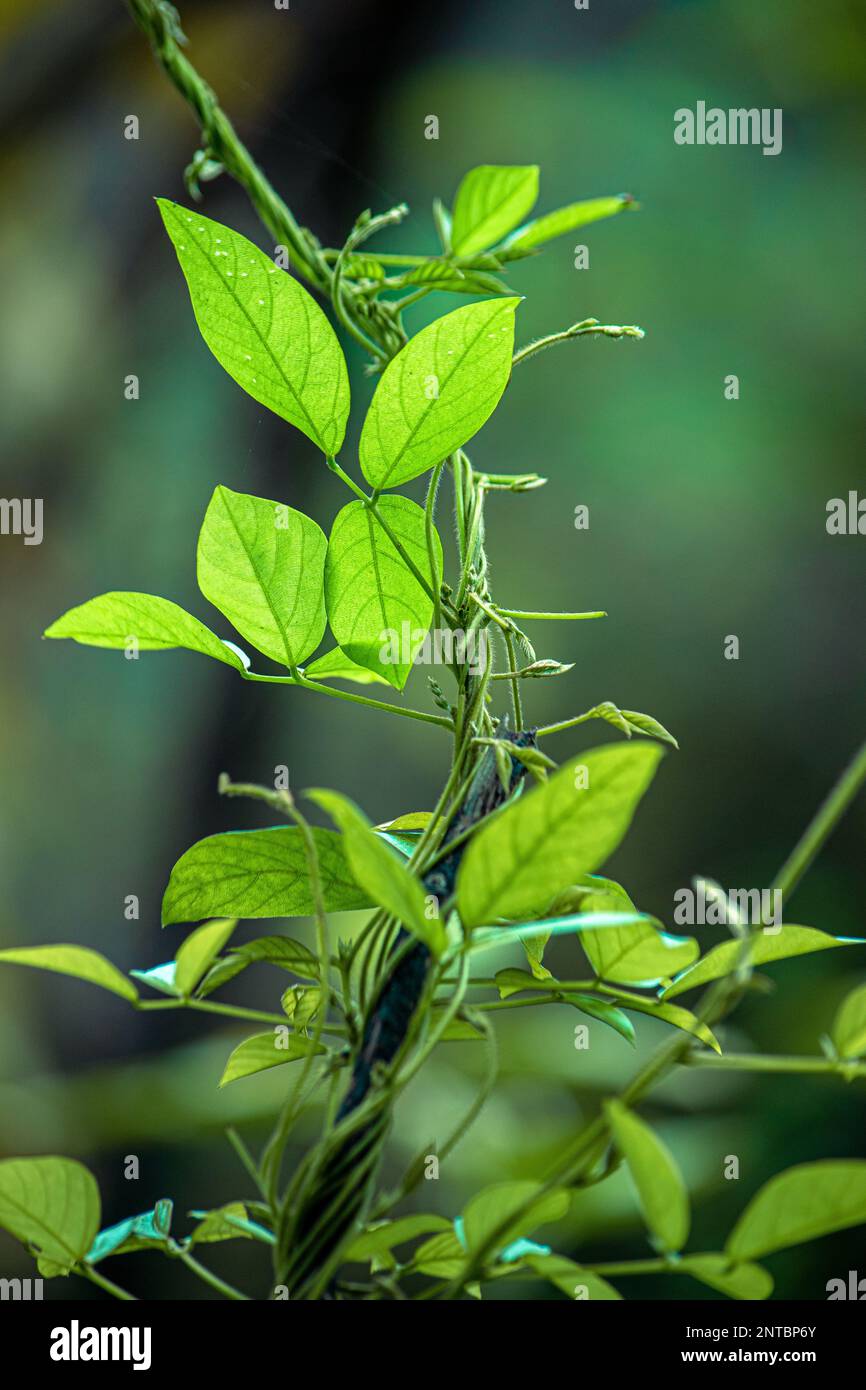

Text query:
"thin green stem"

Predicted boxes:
[[177, 1249, 250, 1300], [77, 1264, 137, 1301], [684, 1052, 866, 1078], [502, 628, 524, 728], [126, 0, 327, 291], [496, 608, 607, 622], [425, 459, 446, 636], [325, 456, 447, 609], [241, 669, 452, 730], [771, 739, 866, 902], [513, 318, 644, 367]]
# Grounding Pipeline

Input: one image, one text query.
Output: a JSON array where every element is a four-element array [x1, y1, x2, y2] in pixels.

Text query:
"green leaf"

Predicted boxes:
[[524, 1252, 621, 1301], [567, 994, 636, 1046], [324, 496, 442, 688], [726, 1161, 866, 1261], [504, 193, 635, 254], [219, 1029, 327, 1087], [430, 1008, 486, 1041], [345, 1214, 452, 1262], [87, 1201, 173, 1264], [457, 743, 663, 929], [832, 983, 866, 1059], [162, 827, 370, 925], [174, 919, 237, 997], [461, 1182, 569, 1258], [679, 1254, 773, 1301], [378, 812, 433, 832], [188, 1203, 274, 1246], [0, 945, 138, 1003], [44, 592, 245, 670], [304, 647, 390, 686], [359, 298, 518, 489], [411, 1230, 466, 1278], [564, 873, 698, 984], [521, 931, 552, 981], [605, 1101, 690, 1252], [308, 790, 446, 954], [607, 992, 722, 1053], [158, 200, 349, 455], [197, 486, 327, 668], [585, 925, 698, 987], [0, 1157, 101, 1272], [129, 962, 180, 997], [578, 701, 678, 749], [663, 926, 864, 1000], [198, 935, 321, 995], [451, 165, 539, 257], [281, 984, 321, 1028]]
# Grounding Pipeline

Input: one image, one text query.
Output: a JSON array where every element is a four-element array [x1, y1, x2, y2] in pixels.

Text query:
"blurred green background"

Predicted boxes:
[[1, 0, 864, 1299]]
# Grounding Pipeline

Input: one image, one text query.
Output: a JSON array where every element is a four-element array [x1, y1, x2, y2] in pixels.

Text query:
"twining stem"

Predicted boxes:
[[512, 319, 644, 367], [127, 0, 327, 291]]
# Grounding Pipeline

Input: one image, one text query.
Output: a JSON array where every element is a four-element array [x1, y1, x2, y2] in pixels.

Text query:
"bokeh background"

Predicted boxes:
[[1, 0, 864, 1300]]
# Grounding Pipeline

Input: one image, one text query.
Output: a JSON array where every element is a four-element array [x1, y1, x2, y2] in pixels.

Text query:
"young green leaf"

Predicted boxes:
[[0, 945, 138, 1003], [359, 298, 518, 489], [410, 1230, 466, 1279], [324, 496, 442, 688], [281, 984, 321, 1028], [450, 165, 539, 257], [605, 992, 721, 1053], [523, 1252, 622, 1301], [308, 789, 446, 954], [129, 962, 180, 997], [564, 872, 698, 983], [304, 647, 390, 686], [87, 1202, 173, 1264], [162, 827, 370, 925], [663, 926, 865, 1000], [521, 930, 553, 980], [219, 1029, 327, 1086], [44, 592, 245, 671], [0, 1157, 101, 1273], [831, 982, 866, 1059], [578, 701, 679, 749], [197, 486, 327, 668], [461, 1181, 569, 1258], [345, 1214, 452, 1262], [584, 919, 699, 986], [174, 919, 237, 997], [605, 1100, 690, 1252], [456, 742, 663, 929], [679, 1254, 773, 1301], [503, 193, 635, 255], [197, 935, 321, 996], [188, 1203, 274, 1246], [726, 1161, 866, 1261], [567, 994, 636, 1046], [158, 200, 349, 454]]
